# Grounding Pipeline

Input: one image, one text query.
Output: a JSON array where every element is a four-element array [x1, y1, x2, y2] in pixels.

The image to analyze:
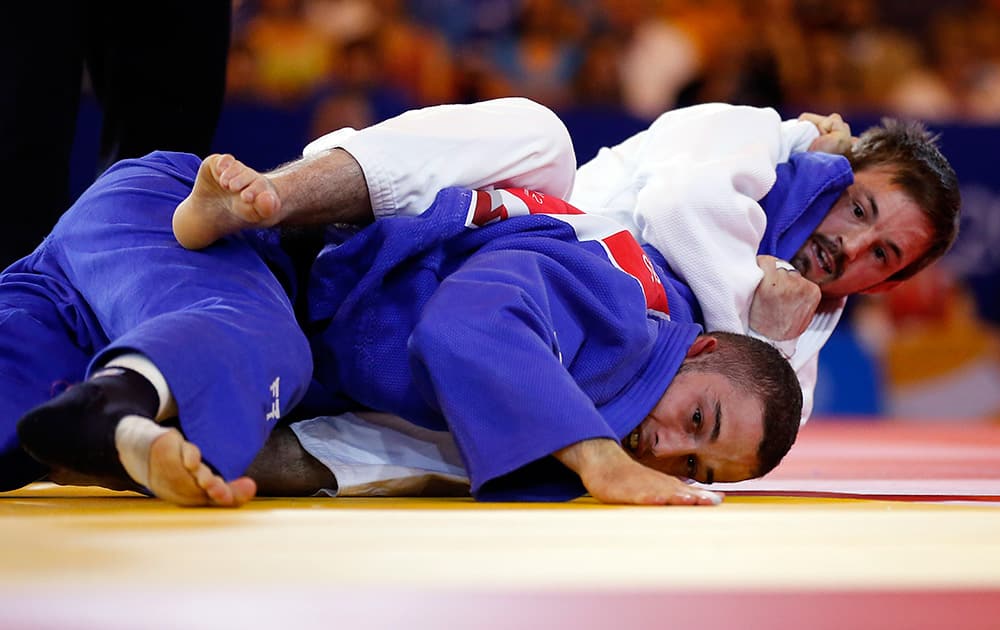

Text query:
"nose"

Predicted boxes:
[[839, 227, 874, 261], [650, 425, 696, 458]]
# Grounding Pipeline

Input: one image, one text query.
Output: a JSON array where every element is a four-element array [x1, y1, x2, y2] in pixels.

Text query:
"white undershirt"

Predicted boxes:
[[291, 411, 470, 497]]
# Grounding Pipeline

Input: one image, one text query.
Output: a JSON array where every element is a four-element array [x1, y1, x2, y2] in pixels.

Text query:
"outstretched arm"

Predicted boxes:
[[408, 241, 711, 504]]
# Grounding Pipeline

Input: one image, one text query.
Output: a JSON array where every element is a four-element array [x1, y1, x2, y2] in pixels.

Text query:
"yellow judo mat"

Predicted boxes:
[[3, 421, 1000, 629]]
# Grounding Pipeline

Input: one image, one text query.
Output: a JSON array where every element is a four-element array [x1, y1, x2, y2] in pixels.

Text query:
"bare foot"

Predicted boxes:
[[173, 153, 283, 250], [146, 429, 257, 507]]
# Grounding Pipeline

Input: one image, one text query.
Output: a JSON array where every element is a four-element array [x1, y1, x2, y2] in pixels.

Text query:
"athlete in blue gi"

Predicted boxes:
[[5, 150, 802, 507]]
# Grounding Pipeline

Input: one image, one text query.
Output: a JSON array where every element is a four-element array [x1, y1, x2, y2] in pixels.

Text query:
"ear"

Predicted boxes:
[[861, 280, 901, 295], [686, 335, 718, 359]]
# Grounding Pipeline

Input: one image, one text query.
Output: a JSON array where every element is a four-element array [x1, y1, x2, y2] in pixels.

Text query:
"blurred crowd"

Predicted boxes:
[[226, 0, 1000, 131]]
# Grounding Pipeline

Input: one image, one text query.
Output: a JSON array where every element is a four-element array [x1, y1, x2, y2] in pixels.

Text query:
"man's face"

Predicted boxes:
[[624, 353, 764, 484], [790, 166, 933, 299]]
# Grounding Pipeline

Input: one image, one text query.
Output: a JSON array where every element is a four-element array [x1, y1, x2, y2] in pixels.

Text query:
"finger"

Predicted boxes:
[[695, 489, 723, 505], [815, 113, 833, 133], [666, 486, 722, 505], [210, 154, 235, 179], [180, 440, 202, 473], [666, 489, 720, 506], [229, 477, 258, 506], [829, 114, 850, 135], [226, 165, 259, 192], [203, 473, 236, 507], [254, 190, 281, 220]]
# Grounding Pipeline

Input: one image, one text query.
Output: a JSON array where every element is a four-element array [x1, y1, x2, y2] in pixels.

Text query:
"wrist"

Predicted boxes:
[[554, 437, 627, 478]]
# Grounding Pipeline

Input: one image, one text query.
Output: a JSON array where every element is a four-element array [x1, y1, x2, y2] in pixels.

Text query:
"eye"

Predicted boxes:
[[686, 454, 698, 479], [852, 202, 865, 219], [692, 408, 702, 431], [874, 246, 888, 263]]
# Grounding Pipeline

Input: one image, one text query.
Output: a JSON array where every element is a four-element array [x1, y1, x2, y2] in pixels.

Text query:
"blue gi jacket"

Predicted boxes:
[[302, 187, 702, 500]]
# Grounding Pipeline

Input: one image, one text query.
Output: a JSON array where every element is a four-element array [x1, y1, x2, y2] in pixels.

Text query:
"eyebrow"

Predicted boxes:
[[886, 240, 903, 263]]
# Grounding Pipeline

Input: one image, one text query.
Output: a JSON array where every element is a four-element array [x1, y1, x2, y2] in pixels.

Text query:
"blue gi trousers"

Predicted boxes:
[[0, 152, 312, 487]]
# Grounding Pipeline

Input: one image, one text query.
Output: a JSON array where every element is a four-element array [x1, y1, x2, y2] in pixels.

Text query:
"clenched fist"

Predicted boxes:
[[799, 112, 856, 155], [750, 255, 822, 341]]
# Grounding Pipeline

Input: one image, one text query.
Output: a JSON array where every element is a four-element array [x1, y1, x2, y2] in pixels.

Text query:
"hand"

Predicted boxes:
[[799, 112, 856, 155], [750, 255, 821, 341], [554, 438, 722, 506]]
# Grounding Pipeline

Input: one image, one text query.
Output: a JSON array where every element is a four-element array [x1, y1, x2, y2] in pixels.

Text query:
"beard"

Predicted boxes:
[[790, 234, 844, 285], [790, 248, 810, 275]]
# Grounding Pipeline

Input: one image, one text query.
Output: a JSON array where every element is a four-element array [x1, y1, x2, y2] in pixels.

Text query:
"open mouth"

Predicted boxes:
[[625, 429, 640, 454], [812, 238, 835, 277]]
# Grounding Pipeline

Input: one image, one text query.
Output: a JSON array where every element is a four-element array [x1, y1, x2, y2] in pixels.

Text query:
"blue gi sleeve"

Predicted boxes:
[[407, 246, 650, 501]]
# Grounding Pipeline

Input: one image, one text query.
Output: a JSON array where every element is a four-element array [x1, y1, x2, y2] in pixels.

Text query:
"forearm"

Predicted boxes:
[[269, 96, 576, 228], [307, 98, 576, 219], [267, 148, 374, 226], [553, 437, 628, 481]]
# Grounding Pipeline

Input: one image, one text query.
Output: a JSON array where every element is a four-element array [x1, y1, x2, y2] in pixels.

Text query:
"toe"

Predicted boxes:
[[230, 477, 258, 506], [212, 154, 234, 178], [180, 440, 202, 473], [202, 472, 235, 507]]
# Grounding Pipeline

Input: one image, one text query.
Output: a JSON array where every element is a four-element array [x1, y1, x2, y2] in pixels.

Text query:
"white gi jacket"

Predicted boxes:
[[304, 99, 846, 422]]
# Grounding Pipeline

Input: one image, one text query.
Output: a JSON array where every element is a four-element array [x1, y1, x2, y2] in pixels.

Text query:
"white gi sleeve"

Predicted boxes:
[[569, 104, 819, 240], [303, 97, 577, 220], [571, 104, 790, 333], [779, 117, 822, 157]]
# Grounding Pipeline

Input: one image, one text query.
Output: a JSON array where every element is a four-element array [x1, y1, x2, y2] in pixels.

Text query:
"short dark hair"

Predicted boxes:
[[679, 331, 801, 478], [846, 119, 961, 282]]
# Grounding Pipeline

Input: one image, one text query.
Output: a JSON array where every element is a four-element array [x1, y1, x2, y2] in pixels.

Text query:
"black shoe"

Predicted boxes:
[[16, 368, 159, 480]]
